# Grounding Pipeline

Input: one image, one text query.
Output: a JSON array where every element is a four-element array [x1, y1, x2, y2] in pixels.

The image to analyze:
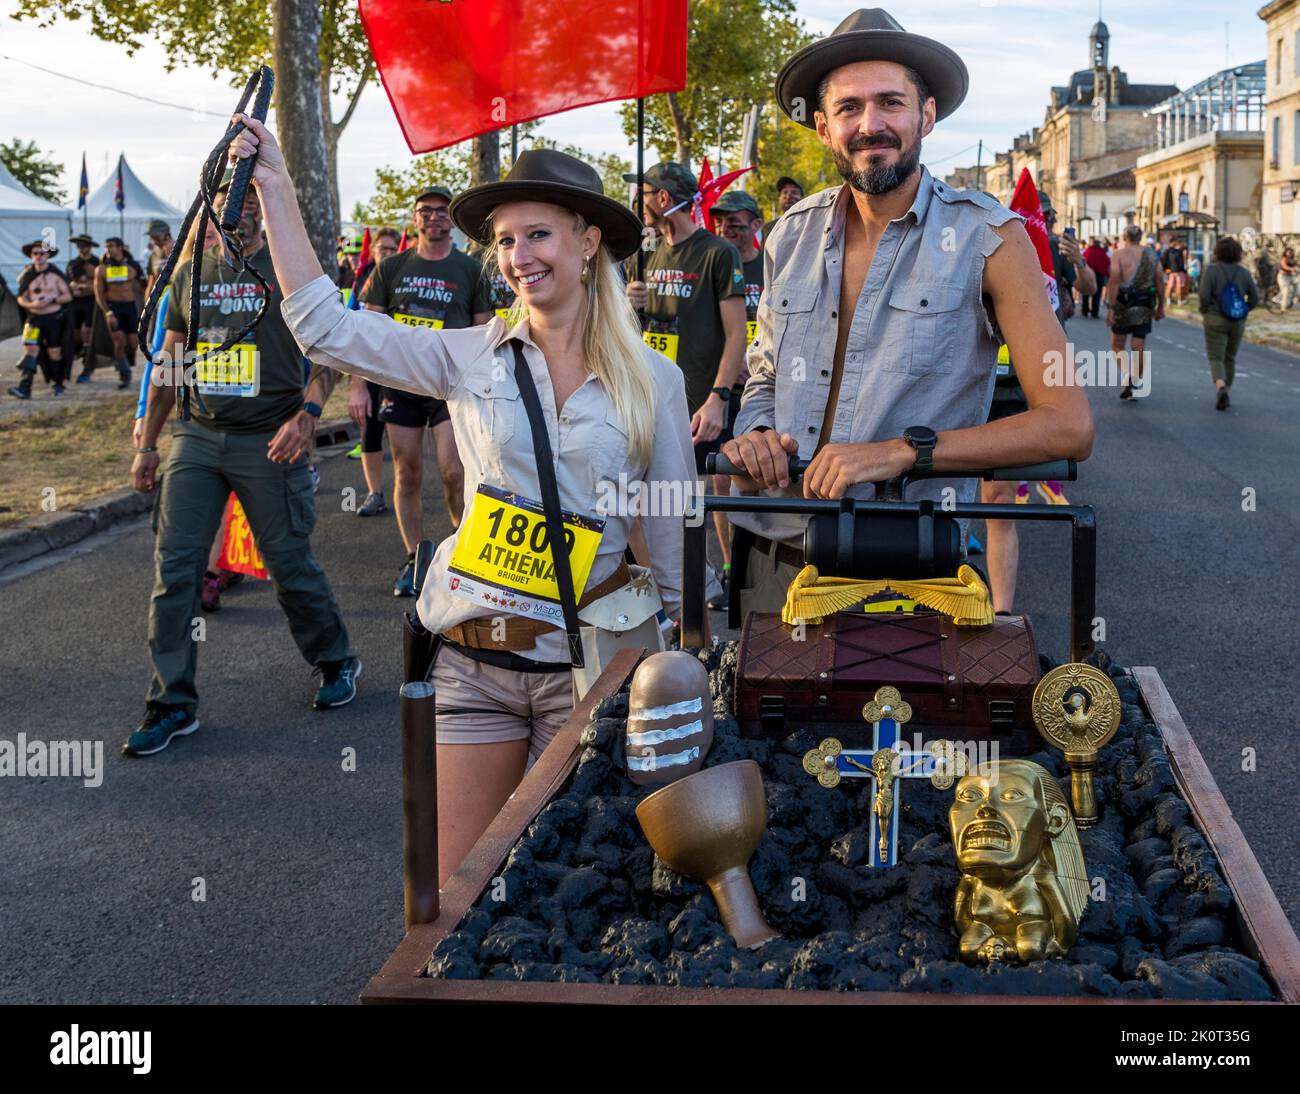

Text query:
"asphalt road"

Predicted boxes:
[[1, 312, 1296, 1003]]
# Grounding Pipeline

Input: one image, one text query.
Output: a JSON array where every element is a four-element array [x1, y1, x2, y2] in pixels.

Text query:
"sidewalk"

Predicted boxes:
[[1164, 298, 1300, 355]]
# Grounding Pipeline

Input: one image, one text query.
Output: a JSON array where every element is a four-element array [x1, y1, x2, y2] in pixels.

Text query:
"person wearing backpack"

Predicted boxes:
[[1199, 236, 1259, 411]]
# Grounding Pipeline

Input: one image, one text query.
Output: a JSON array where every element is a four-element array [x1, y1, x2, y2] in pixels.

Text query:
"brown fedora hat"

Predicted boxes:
[[450, 148, 642, 262], [776, 8, 969, 127], [21, 240, 57, 258]]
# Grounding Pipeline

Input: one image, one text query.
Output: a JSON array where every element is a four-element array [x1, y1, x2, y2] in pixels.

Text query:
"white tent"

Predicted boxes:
[[80, 154, 182, 265], [0, 158, 74, 290]]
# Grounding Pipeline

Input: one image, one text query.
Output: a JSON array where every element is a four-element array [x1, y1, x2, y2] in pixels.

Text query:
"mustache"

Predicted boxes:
[[848, 133, 902, 153]]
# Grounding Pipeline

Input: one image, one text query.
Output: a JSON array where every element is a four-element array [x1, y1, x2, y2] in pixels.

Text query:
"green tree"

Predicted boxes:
[[0, 138, 66, 203], [12, 0, 372, 233], [751, 110, 839, 217], [530, 140, 631, 200], [352, 144, 474, 227], [618, 0, 807, 172]]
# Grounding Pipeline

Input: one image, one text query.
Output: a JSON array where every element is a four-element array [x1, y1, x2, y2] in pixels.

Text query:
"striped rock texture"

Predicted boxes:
[[625, 651, 714, 787]]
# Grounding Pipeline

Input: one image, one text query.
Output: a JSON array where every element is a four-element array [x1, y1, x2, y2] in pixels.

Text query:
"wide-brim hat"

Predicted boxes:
[[69, 234, 98, 247], [776, 8, 969, 128], [452, 148, 643, 262], [21, 240, 56, 258]]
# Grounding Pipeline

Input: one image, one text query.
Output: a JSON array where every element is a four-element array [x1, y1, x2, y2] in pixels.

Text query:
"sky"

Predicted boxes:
[[0, 0, 1265, 219]]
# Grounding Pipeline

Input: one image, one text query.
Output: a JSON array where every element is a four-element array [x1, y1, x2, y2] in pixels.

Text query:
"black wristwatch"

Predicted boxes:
[[710, 386, 732, 403], [302, 401, 323, 419], [902, 425, 937, 474]]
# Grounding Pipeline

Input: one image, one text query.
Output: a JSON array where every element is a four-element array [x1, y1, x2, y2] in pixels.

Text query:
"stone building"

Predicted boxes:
[[1037, 20, 1176, 232], [1259, 0, 1300, 241], [1133, 62, 1265, 258]]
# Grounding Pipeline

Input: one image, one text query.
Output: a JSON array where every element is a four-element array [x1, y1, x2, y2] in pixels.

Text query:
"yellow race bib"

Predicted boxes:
[[746, 320, 757, 344], [642, 330, 679, 362], [22, 323, 40, 345], [996, 342, 1011, 377], [195, 341, 260, 397], [447, 484, 605, 626], [495, 307, 513, 320], [105, 265, 130, 283], [393, 312, 444, 329]]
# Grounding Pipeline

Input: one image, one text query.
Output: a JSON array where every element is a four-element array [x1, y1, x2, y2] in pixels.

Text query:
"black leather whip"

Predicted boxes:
[[137, 65, 275, 421]]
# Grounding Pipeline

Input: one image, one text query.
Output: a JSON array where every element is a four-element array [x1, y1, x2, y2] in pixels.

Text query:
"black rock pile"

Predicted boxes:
[[426, 645, 1275, 999]]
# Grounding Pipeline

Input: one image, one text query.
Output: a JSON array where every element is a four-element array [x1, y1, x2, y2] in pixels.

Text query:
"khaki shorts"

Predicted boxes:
[[432, 643, 574, 760]]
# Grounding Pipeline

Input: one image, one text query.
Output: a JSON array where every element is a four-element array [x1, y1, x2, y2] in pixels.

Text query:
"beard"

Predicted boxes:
[[833, 126, 923, 196]]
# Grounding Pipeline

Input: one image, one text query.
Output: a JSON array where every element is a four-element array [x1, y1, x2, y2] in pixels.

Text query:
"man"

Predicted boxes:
[[1161, 237, 1187, 307], [624, 160, 746, 606], [763, 175, 805, 242], [1277, 247, 1296, 309], [127, 175, 359, 757], [8, 241, 72, 400], [346, 226, 400, 515], [93, 236, 143, 388], [1082, 237, 1109, 318], [65, 234, 100, 365], [722, 8, 1093, 615], [360, 184, 490, 596], [708, 189, 766, 598], [144, 219, 174, 301], [624, 161, 748, 471], [1106, 224, 1164, 400]]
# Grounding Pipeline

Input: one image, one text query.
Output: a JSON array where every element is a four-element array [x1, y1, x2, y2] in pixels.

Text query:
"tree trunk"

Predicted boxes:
[[471, 131, 501, 188], [667, 93, 692, 172], [320, 60, 373, 231], [273, 0, 334, 273]]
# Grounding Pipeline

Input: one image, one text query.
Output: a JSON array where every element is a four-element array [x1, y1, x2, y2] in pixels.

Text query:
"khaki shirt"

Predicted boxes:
[[281, 274, 696, 661], [732, 167, 1017, 544]]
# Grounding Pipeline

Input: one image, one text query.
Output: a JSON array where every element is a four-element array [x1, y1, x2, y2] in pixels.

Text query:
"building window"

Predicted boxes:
[[1295, 30, 1300, 77], [1274, 115, 1282, 168], [1279, 39, 1285, 84]]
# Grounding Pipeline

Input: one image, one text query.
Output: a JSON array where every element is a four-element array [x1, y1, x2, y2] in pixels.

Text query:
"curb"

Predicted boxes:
[[0, 417, 360, 574]]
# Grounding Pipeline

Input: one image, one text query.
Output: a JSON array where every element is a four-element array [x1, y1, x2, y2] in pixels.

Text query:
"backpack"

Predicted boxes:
[[1219, 268, 1248, 321]]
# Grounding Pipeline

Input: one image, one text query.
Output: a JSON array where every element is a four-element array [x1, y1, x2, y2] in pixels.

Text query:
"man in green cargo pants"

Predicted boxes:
[[127, 178, 359, 758]]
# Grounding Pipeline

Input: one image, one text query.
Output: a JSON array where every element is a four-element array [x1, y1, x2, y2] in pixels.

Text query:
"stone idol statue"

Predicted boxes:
[[948, 759, 1089, 964]]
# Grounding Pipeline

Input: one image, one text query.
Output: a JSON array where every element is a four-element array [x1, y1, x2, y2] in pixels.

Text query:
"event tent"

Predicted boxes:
[[79, 154, 182, 264], [0, 157, 74, 291]]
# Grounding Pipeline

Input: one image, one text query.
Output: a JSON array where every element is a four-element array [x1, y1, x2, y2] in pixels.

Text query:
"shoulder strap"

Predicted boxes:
[[509, 340, 585, 668]]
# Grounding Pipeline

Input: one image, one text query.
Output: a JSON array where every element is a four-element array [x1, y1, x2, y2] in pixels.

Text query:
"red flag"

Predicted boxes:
[[397, 229, 409, 252], [694, 157, 714, 228], [357, 226, 372, 270], [697, 165, 754, 228], [219, 495, 268, 580], [1008, 168, 1059, 313], [359, 0, 688, 153]]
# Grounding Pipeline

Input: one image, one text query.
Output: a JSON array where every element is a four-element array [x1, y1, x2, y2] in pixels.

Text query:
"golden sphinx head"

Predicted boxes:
[[948, 759, 1089, 963]]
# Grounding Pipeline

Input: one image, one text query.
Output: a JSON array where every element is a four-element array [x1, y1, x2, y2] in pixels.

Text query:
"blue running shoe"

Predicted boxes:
[[314, 656, 362, 709], [968, 532, 984, 554], [123, 706, 200, 757]]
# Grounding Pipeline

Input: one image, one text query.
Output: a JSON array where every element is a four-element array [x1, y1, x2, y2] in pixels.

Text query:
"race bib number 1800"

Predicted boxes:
[[642, 330, 679, 362], [194, 342, 260, 397], [447, 484, 605, 626]]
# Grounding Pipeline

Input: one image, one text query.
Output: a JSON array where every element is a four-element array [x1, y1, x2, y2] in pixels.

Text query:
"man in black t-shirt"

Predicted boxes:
[[125, 178, 358, 758], [65, 235, 100, 362], [360, 183, 491, 596]]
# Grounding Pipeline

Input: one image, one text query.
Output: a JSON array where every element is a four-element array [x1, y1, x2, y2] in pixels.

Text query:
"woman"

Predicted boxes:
[[1199, 236, 1259, 412], [227, 115, 697, 883]]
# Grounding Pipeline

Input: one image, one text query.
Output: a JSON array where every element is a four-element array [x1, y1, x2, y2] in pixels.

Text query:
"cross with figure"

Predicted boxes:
[[802, 686, 965, 867]]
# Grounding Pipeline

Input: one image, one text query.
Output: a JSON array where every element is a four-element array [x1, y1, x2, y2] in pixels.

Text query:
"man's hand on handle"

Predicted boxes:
[[720, 429, 800, 492]]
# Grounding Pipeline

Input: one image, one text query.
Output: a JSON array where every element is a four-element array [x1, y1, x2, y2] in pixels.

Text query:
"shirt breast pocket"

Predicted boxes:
[[461, 369, 519, 472], [885, 285, 964, 375], [767, 288, 817, 372]]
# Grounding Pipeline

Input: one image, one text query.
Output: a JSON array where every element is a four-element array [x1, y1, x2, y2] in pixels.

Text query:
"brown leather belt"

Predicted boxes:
[[753, 534, 805, 571], [440, 561, 633, 652]]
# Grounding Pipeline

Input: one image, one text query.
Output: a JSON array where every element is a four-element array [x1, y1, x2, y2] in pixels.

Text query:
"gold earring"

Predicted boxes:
[[581, 254, 592, 283]]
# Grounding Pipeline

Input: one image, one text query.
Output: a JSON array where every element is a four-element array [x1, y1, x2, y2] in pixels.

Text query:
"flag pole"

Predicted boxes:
[[636, 96, 645, 287]]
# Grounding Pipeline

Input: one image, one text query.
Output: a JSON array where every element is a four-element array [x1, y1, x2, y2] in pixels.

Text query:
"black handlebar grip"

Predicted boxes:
[[983, 459, 1076, 483], [222, 66, 275, 232], [705, 453, 810, 477]]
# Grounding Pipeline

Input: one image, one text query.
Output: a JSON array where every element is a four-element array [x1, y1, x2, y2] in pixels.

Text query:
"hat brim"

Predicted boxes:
[[776, 30, 969, 127], [69, 236, 99, 247], [451, 180, 644, 263], [22, 244, 57, 258]]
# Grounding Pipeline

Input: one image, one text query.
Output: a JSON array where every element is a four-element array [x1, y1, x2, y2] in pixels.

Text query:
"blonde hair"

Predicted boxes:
[[483, 209, 656, 467]]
